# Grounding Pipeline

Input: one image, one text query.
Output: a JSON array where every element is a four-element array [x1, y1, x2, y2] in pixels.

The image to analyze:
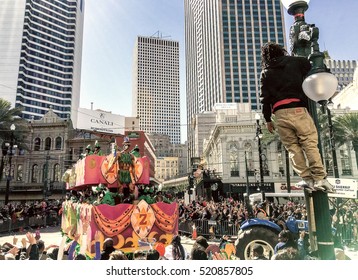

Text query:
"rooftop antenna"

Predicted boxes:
[[150, 30, 171, 39], [150, 30, 161, 38]]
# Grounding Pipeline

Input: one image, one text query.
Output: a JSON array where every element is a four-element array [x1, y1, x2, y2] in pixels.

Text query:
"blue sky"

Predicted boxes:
[[80, 0, 358, 143]]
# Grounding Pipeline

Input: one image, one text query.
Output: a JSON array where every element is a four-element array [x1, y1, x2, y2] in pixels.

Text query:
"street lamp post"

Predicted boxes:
[[281, 0, 338, 260], [244, 151, 254, 217], [189, 157, 201, 202], [326, 100, 339, 180], [43, 152, 50, 199], [327, 100, 343, 245], [5, 124, 16, 205], [255, 113, 265, 201], [244, 151, 250, 197]]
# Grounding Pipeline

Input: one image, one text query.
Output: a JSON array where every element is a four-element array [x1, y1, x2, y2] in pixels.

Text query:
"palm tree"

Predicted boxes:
[[0, 98, 24, 142], [332, 112, 358, 170], [0, 98, 28, 181]]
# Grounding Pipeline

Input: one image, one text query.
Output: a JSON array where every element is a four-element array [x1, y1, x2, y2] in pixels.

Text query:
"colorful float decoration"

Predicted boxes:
[[61, 139, 178, 256], [62, 154, 150, 190], [61, 200, 178, 256]]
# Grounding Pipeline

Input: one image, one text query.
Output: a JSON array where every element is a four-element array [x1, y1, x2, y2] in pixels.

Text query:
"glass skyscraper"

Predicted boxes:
[[185, 0, 286, 157], [0, 0, 84, 126]]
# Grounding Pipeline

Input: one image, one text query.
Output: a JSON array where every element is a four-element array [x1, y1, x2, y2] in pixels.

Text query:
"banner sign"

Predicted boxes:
[[327, 178, 357, 199]]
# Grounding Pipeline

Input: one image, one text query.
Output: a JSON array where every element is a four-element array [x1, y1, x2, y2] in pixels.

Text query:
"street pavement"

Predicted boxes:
[[1, 226, 357, 260]]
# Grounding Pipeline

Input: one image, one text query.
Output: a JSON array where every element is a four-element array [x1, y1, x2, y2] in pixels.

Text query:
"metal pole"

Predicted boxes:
[[306, 28, 336, 262], [244, 152, 250, 197], [282, 0, 335, 260], [4, 131, 14, 205], [44, 152, 50, 199], [285, 150, 291, 193], [244, 151, 253, 217], [256, 119, 265, 201], [327, 105, 342, 246], [327, 107, 339, 179], [4, 152, 12, 205]]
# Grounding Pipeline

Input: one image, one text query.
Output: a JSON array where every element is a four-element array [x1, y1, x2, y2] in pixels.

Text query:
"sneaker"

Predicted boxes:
[[314, 179, 336, 193], [296, 179, 320, 191]]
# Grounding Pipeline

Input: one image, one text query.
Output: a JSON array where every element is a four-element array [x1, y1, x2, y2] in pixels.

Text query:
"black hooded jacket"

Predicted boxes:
[[260, 55, 311, 122]]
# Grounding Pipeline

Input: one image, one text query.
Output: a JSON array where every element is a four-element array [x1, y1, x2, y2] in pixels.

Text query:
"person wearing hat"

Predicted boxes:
[[85, 144, 93, 156], [93, 140, 103, 156], [107, 137, 137, 201]]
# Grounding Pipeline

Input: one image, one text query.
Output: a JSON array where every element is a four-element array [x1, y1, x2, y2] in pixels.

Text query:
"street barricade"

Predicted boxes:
[[178, 219, 239, 240]]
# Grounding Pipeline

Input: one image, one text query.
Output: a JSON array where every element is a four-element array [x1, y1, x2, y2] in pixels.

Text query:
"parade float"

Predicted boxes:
[[61, 139, 178, 258]]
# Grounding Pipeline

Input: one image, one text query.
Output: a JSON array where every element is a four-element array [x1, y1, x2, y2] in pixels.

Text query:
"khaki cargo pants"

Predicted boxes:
[[274, 107, 326, 181]]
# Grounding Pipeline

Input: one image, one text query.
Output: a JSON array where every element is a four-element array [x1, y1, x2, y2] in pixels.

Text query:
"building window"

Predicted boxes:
[[32, 164, 39, 183], [54, 164, 60, 182], [45, 137, 51, 150], [17, 165, 23, 181], [340, 146, 352, 175], [34, 138, 41, 151], [55, 137, 62, 150]]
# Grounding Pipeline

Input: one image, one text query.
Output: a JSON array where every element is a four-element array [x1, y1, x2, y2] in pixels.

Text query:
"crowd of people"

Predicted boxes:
[[1, 193, 357, 260], [0, 227, 237, 261], [0, 227, 350, 260], [179, 196, 357, 241], [0, 200, 63, 225]]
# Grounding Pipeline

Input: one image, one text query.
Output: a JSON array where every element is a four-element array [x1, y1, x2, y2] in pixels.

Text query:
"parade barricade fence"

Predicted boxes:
[[178, 219, 239, 240], [0, 212, 60, 234]]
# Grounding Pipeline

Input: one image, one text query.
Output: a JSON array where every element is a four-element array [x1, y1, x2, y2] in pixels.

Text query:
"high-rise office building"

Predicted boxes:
[[325, 59, 357, 89], [0, 0, 85, 126], [184, 0, 286, 157], [132, 35, 181, 144]]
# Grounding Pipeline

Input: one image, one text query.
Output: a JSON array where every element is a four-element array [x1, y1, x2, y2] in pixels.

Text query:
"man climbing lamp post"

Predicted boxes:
[[281, 0, 338, 259]]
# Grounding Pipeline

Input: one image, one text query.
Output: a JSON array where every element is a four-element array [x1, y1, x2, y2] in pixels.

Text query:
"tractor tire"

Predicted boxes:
[[235, 226, 279, 260]]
